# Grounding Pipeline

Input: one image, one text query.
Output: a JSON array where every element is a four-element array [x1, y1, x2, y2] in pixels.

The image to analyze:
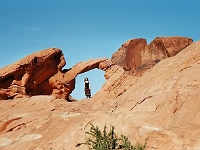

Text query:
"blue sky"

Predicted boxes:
[[0, 0, 200, 99]]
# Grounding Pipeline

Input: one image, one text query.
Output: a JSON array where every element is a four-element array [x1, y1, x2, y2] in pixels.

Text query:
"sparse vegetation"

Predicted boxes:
[[75, 124, 146, 150]]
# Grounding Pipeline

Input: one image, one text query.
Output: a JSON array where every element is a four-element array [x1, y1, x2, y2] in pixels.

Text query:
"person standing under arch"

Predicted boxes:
[[84, 77, 91, 98]]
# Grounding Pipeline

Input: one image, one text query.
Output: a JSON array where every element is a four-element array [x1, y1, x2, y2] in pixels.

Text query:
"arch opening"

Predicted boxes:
[[71, 68, 105, 100]]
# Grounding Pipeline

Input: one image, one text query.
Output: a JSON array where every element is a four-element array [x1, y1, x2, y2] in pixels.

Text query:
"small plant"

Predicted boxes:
[[75, 124, 146, 150]]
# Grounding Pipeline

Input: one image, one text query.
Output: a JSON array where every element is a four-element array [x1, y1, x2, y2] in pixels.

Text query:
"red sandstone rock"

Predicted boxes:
[[0, 48, 65, 98], [0, 90, 8, 100], [149, 36, 193, 57], [125, 38, 147, 74], [61, 58, 112, 99], [0, 39, 199, 150], [112, 36, 193, 75], [0, 37, 192, 100], [0, 49, 112, 100], [111, 40, 131, 69]]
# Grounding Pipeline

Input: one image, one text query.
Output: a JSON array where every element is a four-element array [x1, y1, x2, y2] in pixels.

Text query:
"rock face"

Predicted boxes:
[[0, 48, 112, 100], [112, 36, 193, 74], [0, 39, 200, 150], [111, 40, 131, 68], [0, 48, 65, 98], [0, 36, 192, 100], [111, 40, 200, 149], [96, 36, 193, 99]]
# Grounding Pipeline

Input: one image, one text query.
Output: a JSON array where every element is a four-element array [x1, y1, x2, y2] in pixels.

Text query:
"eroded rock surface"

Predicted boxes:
[[112, 36, 193, 75], [0, 48, 65, 99], [0, 48, 112, 100], [50, 58, 112, 99], [97, 36, 193, 99], [0, 40, 200, 150], [0, 36, 192, 100]]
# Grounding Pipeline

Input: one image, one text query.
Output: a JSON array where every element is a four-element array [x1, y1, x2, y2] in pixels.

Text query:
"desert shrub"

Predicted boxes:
[[75, 124, 146, 150]]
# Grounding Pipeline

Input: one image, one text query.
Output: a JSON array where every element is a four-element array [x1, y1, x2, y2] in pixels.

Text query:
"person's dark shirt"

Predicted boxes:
[[85, 81, 89, 89]]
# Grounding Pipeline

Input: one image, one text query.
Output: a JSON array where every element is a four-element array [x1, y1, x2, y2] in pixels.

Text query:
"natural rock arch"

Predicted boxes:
[[0, 36, 193, 100], [62, 58, 112, 100], [70, 68, 105, 100], [0, 48, 112, 100]]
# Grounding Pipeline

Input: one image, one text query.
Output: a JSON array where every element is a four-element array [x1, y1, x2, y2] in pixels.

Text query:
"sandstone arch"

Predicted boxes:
[[0, 48, 112, 100], [69, 64, 107, 100], [62, 58, 112, 100], [0, 36, 193, 100]]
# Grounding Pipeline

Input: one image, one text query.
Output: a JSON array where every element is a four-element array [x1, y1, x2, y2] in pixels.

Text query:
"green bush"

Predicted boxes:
[[75, 124, 146, 150]]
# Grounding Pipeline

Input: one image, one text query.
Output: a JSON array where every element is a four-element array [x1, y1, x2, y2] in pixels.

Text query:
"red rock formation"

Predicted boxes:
[[0, 37, 199, 150], [112, 36, 193, 75], [0, 48, 112, 100], [111, 40, 131, 69], [125, 38, 147, 74], [0, 48, 65, 99], [149, 36, 193, 57], [1, 36, 192, 100], [0, 40, 200, 150], [102, 36, 193, 99], [50, 58, 112, 99]]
